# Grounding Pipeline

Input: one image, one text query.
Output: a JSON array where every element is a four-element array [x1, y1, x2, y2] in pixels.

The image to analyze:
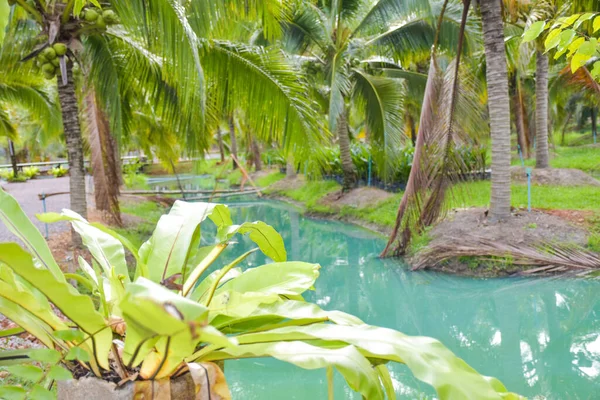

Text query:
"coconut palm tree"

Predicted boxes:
[[481, 0, 512, 222], [4, 0, 322, 233], [279, 0, 481, 191], [0, 17, 59, 178]]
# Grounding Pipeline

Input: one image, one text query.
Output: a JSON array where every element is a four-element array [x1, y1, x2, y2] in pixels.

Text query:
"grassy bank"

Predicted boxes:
[[512, 145, 599, 173]]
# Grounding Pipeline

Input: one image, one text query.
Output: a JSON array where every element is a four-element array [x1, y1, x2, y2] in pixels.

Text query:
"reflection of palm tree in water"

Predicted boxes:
[[289, 210, 300, 261]]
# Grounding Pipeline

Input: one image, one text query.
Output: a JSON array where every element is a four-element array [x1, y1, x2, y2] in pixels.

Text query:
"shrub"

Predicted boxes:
[[23, 166, 40, 180], [0, 189, 521, 400], [51, 166, 68, 178], [0, 169, 27, 183]]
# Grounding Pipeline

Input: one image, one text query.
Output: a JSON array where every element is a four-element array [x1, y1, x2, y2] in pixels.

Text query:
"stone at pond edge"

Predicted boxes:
[[57, 363, 230, 400]]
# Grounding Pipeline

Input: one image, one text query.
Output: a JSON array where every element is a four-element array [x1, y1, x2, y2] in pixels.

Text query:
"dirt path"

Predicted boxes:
[[0, 177, 81, 242]]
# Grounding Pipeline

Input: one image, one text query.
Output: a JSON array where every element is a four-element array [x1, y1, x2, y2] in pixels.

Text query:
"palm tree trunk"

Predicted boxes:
[[481, 0, 511, 222], [58, 61, 88, 224], [112, 136, 123, 187], [511, 77, 528, 159], [86, 91, 121, 226], [217, 128, 225, 163], [228, 116, 238, 170], [251, 138, 262, 172], [337, 110, 356, 191], [535, 51, 550, 168], [8, 140, 18, 178], [561, 111, 573, 146]]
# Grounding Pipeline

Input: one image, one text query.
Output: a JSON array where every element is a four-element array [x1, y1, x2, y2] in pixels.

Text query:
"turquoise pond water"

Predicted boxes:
[[197, 199, 599, 400]]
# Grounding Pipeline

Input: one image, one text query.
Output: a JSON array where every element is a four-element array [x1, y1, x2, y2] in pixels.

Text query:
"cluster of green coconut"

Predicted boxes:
[[80, 7, 119, 30], [37, 43, 68, 80]]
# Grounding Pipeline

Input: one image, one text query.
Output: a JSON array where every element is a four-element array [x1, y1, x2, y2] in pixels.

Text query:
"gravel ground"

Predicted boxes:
[[0, 176, 93, 243]]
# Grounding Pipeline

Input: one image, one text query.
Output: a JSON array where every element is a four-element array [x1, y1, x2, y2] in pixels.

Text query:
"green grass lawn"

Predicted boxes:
[[256, 171, 285, 188], [340, 194, 402, 228], [277, 180, 341, 209], [453, 181, 600, 211], [512, 145, 599, 172]]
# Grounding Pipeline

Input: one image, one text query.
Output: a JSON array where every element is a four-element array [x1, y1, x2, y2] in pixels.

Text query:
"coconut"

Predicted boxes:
[[84, 9, 99, 22], [95, 15, 106, 29], [50, 58, 60, 67], [42, 47, 57, 60], [37, 53, 48, 63], [41, 63, 55, 74], [43, 70, 55, 80], [102, 10, 118, 24], [53, 43, 68, 56]]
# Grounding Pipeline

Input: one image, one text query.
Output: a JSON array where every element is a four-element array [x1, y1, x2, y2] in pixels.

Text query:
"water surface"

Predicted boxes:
[[200, 199, 600, 399]]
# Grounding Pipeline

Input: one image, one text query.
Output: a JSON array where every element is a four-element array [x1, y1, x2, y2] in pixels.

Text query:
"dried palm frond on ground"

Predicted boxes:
[[413, 235, 600, 276]]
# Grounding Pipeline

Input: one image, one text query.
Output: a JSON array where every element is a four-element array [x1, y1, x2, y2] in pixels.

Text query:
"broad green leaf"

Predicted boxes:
[[88, 222, 142, 270], [557, 29, 576, 52], [574, 13, 595, 29], [0, 297, 56, 348], [0, 244, 112, 370], [215, 262, 320, 298], [140, 331, 195, 380], [121, 278, 233, 378], [78, 256, 99, 287], [376, 365, 396, 400], [0, 349, 36, 366], [209, 300, 362, 335], [572, 52, 591, 72], [30, 385, 54, 400], [221, 222, 287, 262], [0, 327, 25, 338], [28, 349, 61, 364], [53, 329, 85, 342], [237, 324, 523, 400], [577, 38, 598, 56], [522, 21, 545, 42], [205, 341, 384, 400], [567, 37, 586, 57], [182, 244, 228, 297], [64, 273, 95, 292], [208, 291, 281, 320], [5, 365, 43, 382], [139, 201, 230, 283], [121, 278, 209, 366], [38, 211, 129, 282], [48, 365, 74, 381], [0, 386, 26, 400], [0, 269, 68, 332], [593, 15, 600, 33], [189, 267, 242, 302], [544, 28, 562, 51], [66, 347, 90, 362], [0, 188, 63, 279], [560, 14, 580, 28]]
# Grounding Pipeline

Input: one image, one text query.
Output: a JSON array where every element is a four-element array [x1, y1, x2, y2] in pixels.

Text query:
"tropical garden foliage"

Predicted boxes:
[[0, 0, 599, 397], [0, 188, 523, 399]]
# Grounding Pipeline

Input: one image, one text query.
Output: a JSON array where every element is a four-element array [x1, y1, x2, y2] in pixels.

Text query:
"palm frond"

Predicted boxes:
[[413, 235, 600, 275], [351, 69, 404, 175], [111, 0, 205, 140], [353, 0, 431, 37], [382, 0, 474, 257], [203, 41, 326, 153], [282, 4, 330, 53]]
